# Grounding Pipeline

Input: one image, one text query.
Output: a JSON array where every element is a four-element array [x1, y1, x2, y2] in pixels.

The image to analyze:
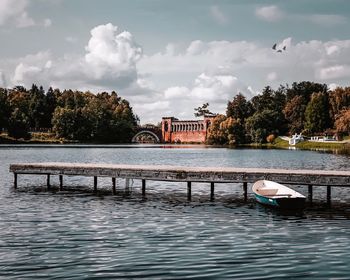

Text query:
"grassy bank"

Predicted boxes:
[[0, 132, 76, 144], [242, 137, 350, 151], [271, 137, 350, 150]]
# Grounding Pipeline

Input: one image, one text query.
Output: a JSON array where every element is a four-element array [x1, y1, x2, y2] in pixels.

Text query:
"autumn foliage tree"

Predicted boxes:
[[206, 115, 245, 145], [335, 109, 350, 135], [329, 87, 350, 123]]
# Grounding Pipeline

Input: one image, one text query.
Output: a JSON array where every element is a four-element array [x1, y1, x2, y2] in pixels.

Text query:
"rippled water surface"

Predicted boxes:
[[1, 145, 350, 279]]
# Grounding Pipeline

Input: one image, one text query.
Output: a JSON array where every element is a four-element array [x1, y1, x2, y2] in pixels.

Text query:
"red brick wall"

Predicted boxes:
[[171, 131, 206, 143], [161, 116, 215, 143], [161, 118, 173, 143]]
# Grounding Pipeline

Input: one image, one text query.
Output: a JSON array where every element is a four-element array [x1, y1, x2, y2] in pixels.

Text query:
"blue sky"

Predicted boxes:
[[1, 0, 350, 123]]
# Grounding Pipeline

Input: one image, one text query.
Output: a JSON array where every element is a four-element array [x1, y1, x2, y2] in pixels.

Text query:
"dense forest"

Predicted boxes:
[[0, 85, 138, 143], [207, 81, 350, 145], [1, 81, 350, 145]]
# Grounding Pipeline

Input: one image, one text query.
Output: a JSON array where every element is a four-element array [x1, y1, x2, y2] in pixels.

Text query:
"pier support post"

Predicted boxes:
[[94, 176, 98, 193], [210, 182, 215, 201], [308, 185, 313, 204], [112, 177, 116, 195], [59, 175, 63, 191], [243, 182, 248, 202], [14, 173, 17, 189], [187, 182, 192, 201], [47, 174, 51, 189], [125, 178, 130, 193], [142, 179, 146, 197], [327, 185, 331, 207]]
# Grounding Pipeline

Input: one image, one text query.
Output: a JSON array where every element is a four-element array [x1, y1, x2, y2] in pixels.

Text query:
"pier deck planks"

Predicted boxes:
[[9, 162, 350, 186]]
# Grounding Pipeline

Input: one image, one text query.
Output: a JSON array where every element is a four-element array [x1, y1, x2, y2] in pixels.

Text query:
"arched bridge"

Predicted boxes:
[[132, 126, 162, 143]]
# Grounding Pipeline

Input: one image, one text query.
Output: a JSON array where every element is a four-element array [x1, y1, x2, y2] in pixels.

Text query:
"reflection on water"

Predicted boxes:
[[1, 146, 350, 279]]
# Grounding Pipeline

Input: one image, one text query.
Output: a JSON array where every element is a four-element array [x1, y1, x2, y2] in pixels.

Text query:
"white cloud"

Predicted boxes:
[[65, 36, 78, 43], [43, 18, 52, 27], [11, 23, 143, 91], [13, 63, 42, 84], [85, 23, 142, 82], [255, 5, 283, 22], [155, 72, 255, 122], [0, 0, 35, 28], [326, 45, 340, 56], [318, 65, 350, 80], [267, 72, 277, 82], [135, 37, 350, 122], [5, 20, 350, 123], [15, 11, 35, 27], [329, 83, 339, 90], [0, 0, 52, 28], [186, 40, 205, 55], [210, 5, 229, 25]]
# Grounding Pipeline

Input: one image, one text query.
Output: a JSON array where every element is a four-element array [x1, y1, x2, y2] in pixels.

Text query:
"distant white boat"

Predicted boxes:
[[252, 180, 306, 209], [289, 134, 304, 145]]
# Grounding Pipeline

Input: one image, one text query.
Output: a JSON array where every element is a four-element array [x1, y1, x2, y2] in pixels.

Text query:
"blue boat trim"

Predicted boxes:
[[255, 193, 279, 207], [254, 194, 306, 209]]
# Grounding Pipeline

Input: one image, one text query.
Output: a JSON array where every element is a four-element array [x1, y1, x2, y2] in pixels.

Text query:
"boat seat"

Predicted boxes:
[[258, 189, 278, 196]]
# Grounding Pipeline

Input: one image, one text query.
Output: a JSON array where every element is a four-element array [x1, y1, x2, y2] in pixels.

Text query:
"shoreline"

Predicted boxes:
[[1, 132, 350, 152]]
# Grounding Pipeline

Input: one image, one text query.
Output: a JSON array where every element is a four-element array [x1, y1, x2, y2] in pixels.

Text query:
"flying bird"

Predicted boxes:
[[272, 43, 287, 53]]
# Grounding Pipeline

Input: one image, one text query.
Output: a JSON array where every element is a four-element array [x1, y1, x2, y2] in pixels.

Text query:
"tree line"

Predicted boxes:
[[0, 85, 138, 142], [207, 81, 350, 145]]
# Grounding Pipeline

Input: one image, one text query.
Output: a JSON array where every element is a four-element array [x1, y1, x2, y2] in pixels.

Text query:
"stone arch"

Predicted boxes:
[[132, 130, 160, 143]]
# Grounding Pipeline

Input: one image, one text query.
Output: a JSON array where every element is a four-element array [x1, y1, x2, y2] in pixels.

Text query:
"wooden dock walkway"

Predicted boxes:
[[9, 162, 350, 204]]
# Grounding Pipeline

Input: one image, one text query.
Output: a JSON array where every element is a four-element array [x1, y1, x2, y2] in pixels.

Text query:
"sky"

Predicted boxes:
[[1, 0, 350, 123]]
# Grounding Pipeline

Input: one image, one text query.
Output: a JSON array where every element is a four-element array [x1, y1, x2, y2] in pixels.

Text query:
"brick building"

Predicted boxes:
[[161, 115, 216, 143]]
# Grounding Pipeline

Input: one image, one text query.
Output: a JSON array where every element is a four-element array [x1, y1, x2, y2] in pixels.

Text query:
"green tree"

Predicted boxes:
[[245, 110, 285, 143], [0, 88, 9, 131], [251, 86, 276, 112], [226, 93, 252, 121], [52, 107, 93, 140], [28, 84, 47, 129], [286, 81, 328, 103], [44, 87, 58, 128], [52, 91, 137, 143], [305, 92, 331, 133], [7, 108, 30, 139], [194, 103, 214, 117]]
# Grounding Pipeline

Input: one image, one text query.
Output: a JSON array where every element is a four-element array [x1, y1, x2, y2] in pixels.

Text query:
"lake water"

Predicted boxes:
[[1, 145, 350, 279]]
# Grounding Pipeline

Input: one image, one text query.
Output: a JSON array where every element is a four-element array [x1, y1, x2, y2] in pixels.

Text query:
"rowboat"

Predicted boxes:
[[252, 180, 306, 209]]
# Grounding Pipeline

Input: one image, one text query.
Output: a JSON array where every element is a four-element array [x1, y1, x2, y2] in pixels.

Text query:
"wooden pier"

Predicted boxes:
[[9, 162, 350, 204]]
